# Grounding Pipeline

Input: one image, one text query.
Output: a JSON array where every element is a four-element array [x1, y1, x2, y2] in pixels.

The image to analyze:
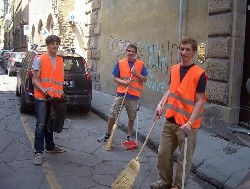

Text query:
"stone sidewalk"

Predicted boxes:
[[91, 90, 250, 189]]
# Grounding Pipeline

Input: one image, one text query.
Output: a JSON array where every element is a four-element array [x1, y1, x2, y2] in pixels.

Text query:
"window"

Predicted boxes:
[[64, 57, 84, 73], [11, 52, 24, 59]]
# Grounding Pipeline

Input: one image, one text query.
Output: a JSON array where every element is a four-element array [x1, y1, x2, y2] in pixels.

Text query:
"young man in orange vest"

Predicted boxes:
[[32, 35, 65, 165], [150, 36, 207, 189], [98, 44, 148, 142]]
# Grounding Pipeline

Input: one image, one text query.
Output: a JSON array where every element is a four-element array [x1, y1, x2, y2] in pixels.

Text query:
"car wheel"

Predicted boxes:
[[20, 89, 30, 113], [79, 104, 91, 113], [16, 85, 20, 96]]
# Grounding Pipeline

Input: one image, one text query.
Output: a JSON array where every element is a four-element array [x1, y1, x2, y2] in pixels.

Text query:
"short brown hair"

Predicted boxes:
[[126, 44, 137, 53], [179, 36, 197, 51], [45, 35, 61, 45]]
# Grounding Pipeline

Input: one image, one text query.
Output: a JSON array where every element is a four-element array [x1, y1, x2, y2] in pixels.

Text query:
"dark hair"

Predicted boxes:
[[126, 44, 137, 53], [45, 35, 61, 45], [179, 36, 197, 51]]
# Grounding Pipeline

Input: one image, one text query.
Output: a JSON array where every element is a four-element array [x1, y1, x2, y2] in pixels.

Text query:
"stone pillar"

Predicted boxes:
[[84, 0, 102, 91], [204, 0, 247, 127]]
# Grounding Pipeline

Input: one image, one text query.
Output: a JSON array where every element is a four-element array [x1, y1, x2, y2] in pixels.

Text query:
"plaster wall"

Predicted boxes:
[[97, 0, 208, 108]]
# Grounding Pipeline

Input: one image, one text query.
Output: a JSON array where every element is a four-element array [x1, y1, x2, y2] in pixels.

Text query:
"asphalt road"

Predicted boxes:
[[0, 69, 217, 189]]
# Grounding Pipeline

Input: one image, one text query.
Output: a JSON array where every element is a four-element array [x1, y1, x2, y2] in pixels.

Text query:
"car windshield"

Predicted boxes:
[[64, 57, 85, 72]]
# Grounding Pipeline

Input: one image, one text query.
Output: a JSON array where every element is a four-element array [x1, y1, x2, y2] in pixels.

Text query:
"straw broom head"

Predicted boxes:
[[105, 123, 118, 151], [112, 157, 140, 189], [111, 116, 161, 189]]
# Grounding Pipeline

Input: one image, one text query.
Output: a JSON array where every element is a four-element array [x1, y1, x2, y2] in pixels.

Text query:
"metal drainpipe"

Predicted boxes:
[[179, 0, 184, 41], [178, 0, 184, 61]]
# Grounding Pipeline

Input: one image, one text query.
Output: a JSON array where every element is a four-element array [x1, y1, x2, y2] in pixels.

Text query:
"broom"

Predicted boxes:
[[105, 74, 132, 151], [111, 91, 169, 189], [111, 116, 160, 189]]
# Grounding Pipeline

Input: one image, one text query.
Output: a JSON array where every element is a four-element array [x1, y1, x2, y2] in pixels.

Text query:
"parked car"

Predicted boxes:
[[0, 51, 11, 70], [16, 46, 92, 113], [6, 52, 27, 76], [0, 50, 9, 65]]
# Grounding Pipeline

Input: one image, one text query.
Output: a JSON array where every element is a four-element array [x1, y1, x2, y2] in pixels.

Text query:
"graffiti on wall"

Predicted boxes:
[[107, 36, 179, 93]]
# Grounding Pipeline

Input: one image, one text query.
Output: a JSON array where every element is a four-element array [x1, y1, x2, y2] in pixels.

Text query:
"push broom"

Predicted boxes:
[[105, 74, 133, 151], [111, 116, 160, 189], [111, 91, 169, 189]]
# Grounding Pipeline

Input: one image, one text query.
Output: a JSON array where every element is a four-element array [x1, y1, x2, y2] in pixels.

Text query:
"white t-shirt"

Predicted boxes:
[[32, 53, 57, 71]]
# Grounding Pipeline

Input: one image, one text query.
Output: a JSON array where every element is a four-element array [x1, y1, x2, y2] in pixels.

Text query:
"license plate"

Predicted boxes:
[[63, 80, 74, 87]]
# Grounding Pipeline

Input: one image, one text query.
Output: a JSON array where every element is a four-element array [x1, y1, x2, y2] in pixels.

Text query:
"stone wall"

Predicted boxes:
[[57, 0, 75, 47], [29, 0, 54, 46], [83, 0, 102, 91], [12, 0, 29, 51], [28, 0, 75, 48], [203, 0, 247, 127]]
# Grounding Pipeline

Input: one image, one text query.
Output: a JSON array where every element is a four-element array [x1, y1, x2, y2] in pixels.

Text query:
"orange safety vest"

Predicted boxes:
[[34, 53, 64, 100], [165, 63, 207, 128], [117, 58, 144, 97]]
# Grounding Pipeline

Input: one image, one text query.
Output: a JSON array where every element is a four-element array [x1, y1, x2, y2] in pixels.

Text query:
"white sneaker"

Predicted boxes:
[[33, 153, 43, 165]]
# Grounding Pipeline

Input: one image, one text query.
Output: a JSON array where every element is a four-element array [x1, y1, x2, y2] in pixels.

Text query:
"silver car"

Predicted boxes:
[[7, 52, 27, 76]]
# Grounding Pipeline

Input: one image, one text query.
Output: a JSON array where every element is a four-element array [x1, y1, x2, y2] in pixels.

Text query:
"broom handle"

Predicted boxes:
[[114, 73, 133, 125], [137, 91, 169, 158], [182, 133, 188, 189], [137, 116, 159, 158], [136, 104, 140, 142]]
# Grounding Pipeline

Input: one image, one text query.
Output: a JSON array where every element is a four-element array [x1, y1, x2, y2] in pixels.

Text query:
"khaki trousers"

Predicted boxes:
[[157, 120, 199, 188]]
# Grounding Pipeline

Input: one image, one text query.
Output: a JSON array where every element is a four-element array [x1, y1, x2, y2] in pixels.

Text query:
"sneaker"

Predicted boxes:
[[34, 153, 43, 165], [126, 135, 135, 142], [150, 180, 171, 189], [126, 136, 131, 141], [98, 133, 110, 142], [46, 145, 65, 153]]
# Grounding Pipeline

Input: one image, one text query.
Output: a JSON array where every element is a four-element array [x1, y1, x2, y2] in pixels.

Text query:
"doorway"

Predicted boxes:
[[239, 0, 250, 128]]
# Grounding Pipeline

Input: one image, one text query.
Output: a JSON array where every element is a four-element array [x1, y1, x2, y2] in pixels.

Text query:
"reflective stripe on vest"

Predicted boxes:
[[39, 78, 63, 86], [34, 53, 64, 99], [168, 92, 195, 106], [117, 58, 144, 97], [165, 63, 207, 129], [166, 104, 203, 119]]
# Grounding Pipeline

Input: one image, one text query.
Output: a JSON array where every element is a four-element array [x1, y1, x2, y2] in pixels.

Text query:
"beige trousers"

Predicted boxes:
[[157, 120, 199, 188]]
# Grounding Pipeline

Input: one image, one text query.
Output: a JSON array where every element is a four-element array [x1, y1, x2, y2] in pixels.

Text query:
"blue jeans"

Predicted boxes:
[[34, 99, 55, 153]]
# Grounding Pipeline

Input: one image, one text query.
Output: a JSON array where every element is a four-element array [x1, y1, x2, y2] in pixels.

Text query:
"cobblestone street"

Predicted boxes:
[[0, 69, 216, 189]]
